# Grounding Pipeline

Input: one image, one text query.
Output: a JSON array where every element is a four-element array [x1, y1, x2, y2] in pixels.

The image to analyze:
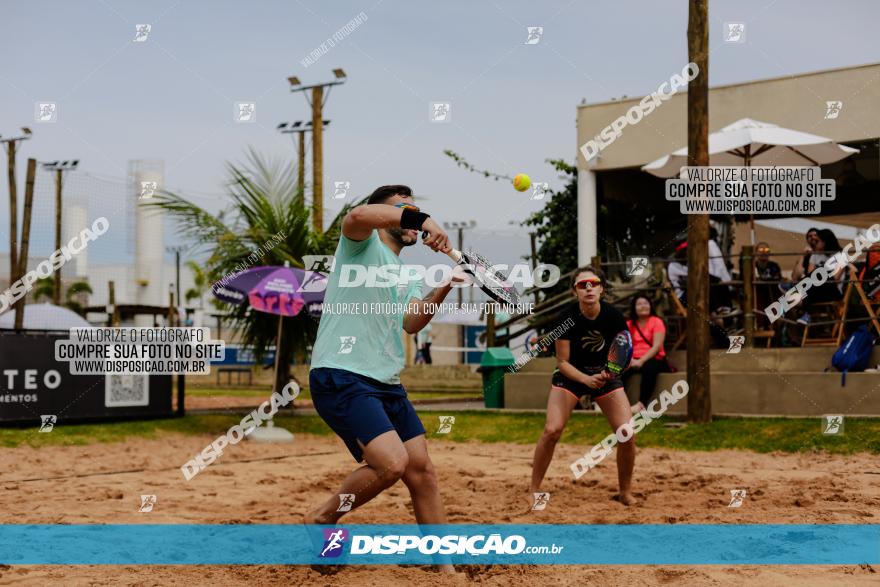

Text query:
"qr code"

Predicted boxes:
[[105, 374, 150, 407]]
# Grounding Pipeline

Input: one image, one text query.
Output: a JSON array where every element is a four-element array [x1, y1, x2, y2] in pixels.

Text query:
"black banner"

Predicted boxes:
[[0, 330, 172, 425]]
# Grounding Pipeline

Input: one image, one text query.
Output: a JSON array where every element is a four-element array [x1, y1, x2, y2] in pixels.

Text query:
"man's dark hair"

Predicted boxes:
[[570, 265, 606, 289], [367, 185, 413, 205]]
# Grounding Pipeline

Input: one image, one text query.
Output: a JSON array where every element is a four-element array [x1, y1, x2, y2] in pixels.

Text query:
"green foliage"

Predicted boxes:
[[32, 277, 55, 302], [32, 277, 93, 315], [522, 159, 578, 298], [184, 260, 210, 309], [443, 151, 578, 278], [145, 148, 360, 364]]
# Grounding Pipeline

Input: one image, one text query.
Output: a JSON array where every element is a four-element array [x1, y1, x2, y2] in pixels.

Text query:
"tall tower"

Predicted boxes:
[[129, 160, 165, 310], [62, 204, 89, 278]]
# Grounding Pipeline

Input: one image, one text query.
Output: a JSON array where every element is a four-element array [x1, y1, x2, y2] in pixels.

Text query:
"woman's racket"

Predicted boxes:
[[605, 331, 633, 376]]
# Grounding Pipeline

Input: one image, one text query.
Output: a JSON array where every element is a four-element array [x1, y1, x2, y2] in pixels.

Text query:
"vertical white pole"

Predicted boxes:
[[577, 168, 598, 265]]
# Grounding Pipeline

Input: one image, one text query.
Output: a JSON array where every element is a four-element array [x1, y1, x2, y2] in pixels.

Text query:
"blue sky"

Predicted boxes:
[[2, 0, 879, 267]]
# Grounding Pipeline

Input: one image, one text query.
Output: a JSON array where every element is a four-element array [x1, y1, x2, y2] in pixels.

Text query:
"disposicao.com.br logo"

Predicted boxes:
[[318, 529, 562, 557]]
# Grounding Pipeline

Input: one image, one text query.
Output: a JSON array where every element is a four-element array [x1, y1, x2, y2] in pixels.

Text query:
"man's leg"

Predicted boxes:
[[595, 388, 636, 505], [305, 430, 409, 525], [529, 387, 579, 494], [401, 434, 455, 573], [401, 434, 446, 524]]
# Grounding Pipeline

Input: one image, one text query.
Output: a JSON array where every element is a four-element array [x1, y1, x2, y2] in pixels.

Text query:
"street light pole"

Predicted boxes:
[[288, 69, 347, 233], [443, 220, 477, 306], [166, 245, 187, 322], [444, 220, 476, 363], [42, 160, 79, 305], [278, 120, 330, 207]]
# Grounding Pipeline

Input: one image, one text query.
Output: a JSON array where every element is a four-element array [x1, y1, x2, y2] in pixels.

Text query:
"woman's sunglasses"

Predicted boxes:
[[575, 278, 602, 290], [394, 203, 420, 212]]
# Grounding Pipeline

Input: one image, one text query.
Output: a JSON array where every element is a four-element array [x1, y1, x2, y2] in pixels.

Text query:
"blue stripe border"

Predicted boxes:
[[0, 524, 877, 565]]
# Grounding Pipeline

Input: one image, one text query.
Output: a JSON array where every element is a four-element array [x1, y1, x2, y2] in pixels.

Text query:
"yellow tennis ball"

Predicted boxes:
[[513, 173, 531, 192]]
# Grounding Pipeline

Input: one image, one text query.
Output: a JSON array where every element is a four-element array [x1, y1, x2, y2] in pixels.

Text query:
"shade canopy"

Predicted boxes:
[[0, 303, 91, 330], [642, 118, 858, 178]]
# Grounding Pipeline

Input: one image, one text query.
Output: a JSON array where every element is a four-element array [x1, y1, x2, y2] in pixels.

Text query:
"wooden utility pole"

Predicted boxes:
[[54, 168, 62, 305], [108, 280, 119, 326], [14, 159, 37, 329], [311, 85, 324, 232], [3, 130, 32, 285], [7, 141, 17, 286], [529, 232, 539, 304], [686, 0, 711, 423], [297, 130, 306, 201], [288, 70, 346, 232]]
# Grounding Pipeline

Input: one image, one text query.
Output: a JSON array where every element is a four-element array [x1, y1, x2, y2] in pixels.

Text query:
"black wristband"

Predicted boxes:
[[400, 208, 430, 230]]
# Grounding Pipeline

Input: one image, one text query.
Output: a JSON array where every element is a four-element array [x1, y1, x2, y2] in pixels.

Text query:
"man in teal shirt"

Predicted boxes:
[[306, 185, 462, 548]]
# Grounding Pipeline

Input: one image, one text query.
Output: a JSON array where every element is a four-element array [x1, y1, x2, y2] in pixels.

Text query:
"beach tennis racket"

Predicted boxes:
[[423, 232, 520, 305], [448, 248, 521, 306], [605, 331, 633, 376]]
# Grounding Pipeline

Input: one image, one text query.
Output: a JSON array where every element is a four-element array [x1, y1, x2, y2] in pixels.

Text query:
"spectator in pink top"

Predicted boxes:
[[624, 294, 671, 415]]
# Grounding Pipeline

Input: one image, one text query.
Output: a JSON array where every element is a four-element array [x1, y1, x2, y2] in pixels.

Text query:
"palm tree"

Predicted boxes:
[[64, 281, 93, 315], [32, 277, 55, 303], [32, 277, 93, 314], [146, 148, 359, 394], [184, 260, 209, 309]]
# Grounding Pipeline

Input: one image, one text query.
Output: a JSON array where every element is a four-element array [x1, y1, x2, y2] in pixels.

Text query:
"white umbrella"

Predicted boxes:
[[642, 118, 859, 243], [0, 303, 91, 330], [643, 118, 858, 176]]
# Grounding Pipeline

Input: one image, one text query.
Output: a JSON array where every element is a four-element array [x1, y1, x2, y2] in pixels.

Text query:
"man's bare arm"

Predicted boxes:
[[403, 284, 453, 334], [342, 205, 407, 241]]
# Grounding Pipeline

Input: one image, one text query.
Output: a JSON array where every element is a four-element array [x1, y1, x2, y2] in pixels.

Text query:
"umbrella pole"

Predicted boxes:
[[273, 314, 283, 393], [272, 260, 291, 393], [745, 147, 756, 245]]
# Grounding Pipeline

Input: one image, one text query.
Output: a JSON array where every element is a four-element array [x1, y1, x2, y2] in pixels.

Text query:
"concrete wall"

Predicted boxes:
[[504, 348, 880, 416]]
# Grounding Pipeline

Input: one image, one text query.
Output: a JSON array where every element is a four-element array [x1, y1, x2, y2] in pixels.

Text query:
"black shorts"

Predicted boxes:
[[551, 369, 624, 401]]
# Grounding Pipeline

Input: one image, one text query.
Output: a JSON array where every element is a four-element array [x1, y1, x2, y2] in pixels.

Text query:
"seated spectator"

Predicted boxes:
[[667, 241, 689, 302], [708, 228, 734, 314], [858, 243, 880, 301], [668, 240, 733, 348], [790, 227, 821, 282], [624, 294, 671, 415], [669, 239, 734, 315], [798, 228, 844, 325], [742, 242, 783, 329], [754, 242, 783, 282], [708, 227, 732, 283]]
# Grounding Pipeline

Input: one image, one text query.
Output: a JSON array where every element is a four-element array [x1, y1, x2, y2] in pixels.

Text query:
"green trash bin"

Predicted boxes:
[[478, 347, 515, 408]]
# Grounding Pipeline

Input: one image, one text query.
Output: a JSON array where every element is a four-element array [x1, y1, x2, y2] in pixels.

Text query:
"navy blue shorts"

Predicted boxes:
[[309, 367, 426, 462]]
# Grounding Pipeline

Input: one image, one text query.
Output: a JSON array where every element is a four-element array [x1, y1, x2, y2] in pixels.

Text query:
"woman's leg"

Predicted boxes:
[[595, 388, 637, 505], [529, 387, 579, 494]]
